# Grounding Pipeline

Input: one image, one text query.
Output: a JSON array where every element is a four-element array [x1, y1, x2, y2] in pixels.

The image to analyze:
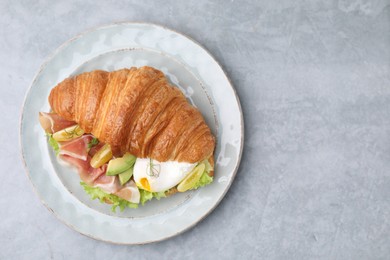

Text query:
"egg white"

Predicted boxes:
[[133, 158, 197, 192]]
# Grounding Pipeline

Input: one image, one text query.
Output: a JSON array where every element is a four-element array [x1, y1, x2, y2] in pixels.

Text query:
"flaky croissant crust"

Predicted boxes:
[[49, 66, 215, 163]]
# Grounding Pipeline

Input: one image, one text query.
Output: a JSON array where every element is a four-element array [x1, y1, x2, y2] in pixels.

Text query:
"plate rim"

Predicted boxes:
[[19, 21, 245, 244]]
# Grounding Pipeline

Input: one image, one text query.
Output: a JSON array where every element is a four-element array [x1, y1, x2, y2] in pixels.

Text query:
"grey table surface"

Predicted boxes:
[[1, 0, 390, 259]]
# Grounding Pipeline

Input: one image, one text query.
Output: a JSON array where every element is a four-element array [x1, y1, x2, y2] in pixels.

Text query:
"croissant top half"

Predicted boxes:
[[48, 66, 215, 163]]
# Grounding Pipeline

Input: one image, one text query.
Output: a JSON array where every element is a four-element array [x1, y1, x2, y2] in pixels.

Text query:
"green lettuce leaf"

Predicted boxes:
[[80, 182, 138, 212], [139, 189, 166, 205], [47, 134, 60, 155], [192, 172, 213, 189]]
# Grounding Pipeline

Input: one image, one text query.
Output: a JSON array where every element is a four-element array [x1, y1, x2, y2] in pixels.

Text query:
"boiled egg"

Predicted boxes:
[[133, 158, 196, 192]]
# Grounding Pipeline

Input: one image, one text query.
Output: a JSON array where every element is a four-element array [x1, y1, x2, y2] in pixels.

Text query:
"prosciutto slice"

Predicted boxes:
[[45, 112, 123, 195], [114, 181, 140, 203], [39, 112, 76, 133], [60, 155, 106, 186], [61, 153, 121, 194], [88, 142, 105, 157], [94, 174, 121, 194], [59, 135, 93, 161]]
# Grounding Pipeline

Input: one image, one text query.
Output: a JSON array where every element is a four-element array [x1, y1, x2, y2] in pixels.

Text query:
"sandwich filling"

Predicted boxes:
[[40, 112, 214, 212]]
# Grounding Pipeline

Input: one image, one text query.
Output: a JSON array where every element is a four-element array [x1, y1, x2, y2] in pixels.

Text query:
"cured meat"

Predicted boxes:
[[39, 112, 76, 133], [60, 155, 106, 186], [59, 135, 93, 161], [114, 180, 140, 203], [94, 173, 121, 194], [88, 142, 105, 157]]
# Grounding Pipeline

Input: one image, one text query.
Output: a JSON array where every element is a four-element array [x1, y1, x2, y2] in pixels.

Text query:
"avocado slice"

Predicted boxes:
[[119, 167, 134, 185], [177, 163, 205, 192], [122, 153, 136, 166], [106, 153, 136, 176]]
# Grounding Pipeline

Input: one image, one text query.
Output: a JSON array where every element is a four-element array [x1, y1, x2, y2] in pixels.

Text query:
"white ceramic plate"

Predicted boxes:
[[20, 22, 243, 244]]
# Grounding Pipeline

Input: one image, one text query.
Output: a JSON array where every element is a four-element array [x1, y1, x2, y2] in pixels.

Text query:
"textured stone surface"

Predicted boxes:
[[1, 0, 390, 259]]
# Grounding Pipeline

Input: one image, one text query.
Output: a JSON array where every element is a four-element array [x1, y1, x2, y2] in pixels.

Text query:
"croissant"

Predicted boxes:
[[48, 66, 215, 163]]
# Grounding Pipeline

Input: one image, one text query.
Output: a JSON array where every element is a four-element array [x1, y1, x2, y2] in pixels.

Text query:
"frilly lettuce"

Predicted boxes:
[[81, 182, 138, 212], [47, 134, 60, 155], [139, 189, 166, 205]]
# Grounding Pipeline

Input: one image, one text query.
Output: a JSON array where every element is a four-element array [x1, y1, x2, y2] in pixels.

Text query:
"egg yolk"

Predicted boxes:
[[140, 178, 151, 191]]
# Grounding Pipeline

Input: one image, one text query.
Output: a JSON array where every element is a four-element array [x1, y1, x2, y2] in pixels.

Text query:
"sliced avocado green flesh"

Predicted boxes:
[[177, 163, 206, 192], [122, 153, 136, 165], [119, 167, 134, 185], [106, 153, 137, 176]]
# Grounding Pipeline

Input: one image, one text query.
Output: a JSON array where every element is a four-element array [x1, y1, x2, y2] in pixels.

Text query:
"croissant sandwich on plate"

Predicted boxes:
[[39, 66, 215, 211]]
